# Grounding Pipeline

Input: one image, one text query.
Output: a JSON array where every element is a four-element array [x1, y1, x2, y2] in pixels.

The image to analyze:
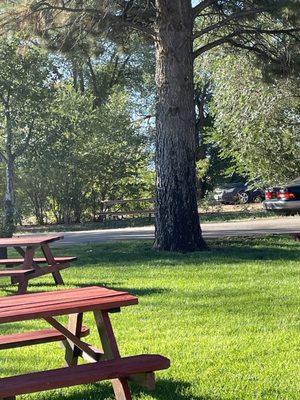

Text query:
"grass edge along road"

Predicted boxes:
[[16, 206, 279, 234], [1, 236, 300, 399]]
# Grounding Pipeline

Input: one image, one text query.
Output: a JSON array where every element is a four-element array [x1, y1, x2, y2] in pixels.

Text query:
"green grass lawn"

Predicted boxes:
[[1, 236, 300, 399]]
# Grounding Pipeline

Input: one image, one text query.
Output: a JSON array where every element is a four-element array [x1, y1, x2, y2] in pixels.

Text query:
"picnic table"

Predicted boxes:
[[0, 235, 76, 294], [0, 286, 170, 400]]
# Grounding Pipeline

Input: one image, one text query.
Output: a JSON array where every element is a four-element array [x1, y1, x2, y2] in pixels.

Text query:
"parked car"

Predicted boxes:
[[214, 180, 265, 204], [263, 177, 300, 215]]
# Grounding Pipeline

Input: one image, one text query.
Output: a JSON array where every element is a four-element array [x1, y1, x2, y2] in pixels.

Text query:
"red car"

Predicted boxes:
[[263, 177, 300, 215]]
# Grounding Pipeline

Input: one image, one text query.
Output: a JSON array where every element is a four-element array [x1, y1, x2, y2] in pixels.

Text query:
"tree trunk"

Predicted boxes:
[[2, 110, 15, 238], [154, 0, 206, 251], [4, 153, 15, 235]]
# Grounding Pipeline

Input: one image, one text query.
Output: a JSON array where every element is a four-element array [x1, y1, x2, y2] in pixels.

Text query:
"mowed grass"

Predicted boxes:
[[1, 236, 300, 399]]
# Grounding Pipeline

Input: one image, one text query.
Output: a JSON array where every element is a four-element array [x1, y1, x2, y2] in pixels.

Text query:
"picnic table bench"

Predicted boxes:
[[0, 286, 170, 400], [0, 235, 76, 294], [99, 198, 155, 221]]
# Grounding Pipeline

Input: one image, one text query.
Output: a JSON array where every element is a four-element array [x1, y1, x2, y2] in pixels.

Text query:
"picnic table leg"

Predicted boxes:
[[41, 244, 64, 285], [14, 246, 37, 269], [16, 276, 29, 295], [93, 309, 132, 400], [64, 313, 83, 366], [13, 246, 37, 294]]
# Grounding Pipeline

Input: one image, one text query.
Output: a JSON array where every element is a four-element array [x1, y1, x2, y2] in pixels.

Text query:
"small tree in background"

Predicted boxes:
[[0, 37, 52, 240]]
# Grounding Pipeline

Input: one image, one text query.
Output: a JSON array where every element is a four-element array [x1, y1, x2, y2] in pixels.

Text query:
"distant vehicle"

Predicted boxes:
[[214, 180, 265, 204], [263, 177, 300, 215]]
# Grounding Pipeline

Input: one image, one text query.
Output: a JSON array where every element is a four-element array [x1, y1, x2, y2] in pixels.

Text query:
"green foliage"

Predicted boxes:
[[207, 54, 300, 184], [0, 36, 54, 234], [17, 85, 151, 224], [0, 37, 53, 138], [0, 33, 154, 227]]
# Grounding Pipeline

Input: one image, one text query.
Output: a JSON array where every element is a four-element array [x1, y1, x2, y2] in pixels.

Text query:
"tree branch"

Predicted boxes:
[[30, 1, 155, 37], [0, 150, 7, 164], [13, 117, 36, 159], [193, 0, 215, 18], [193, 8, 268, 39], [194, 27, 300, 58], [31, 2, 99, 14], [194, 31, 239, 58], [227, 38, 272, 58]]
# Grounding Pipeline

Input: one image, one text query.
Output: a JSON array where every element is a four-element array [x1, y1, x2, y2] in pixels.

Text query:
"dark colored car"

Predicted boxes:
[[263, 177, 300, 214], [214, 180, 265, 204]]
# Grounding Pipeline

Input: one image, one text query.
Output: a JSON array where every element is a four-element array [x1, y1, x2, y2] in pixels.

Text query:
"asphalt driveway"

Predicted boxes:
[[49, 215, 300, 246]]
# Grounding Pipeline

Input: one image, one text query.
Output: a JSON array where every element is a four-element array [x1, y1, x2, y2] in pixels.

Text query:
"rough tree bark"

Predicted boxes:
[[154, 0, 206, 251], [3, 109, 15, 238]]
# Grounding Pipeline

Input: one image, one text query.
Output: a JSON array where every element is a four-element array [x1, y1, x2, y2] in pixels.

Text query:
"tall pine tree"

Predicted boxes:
[[2, 0, 299, 252]]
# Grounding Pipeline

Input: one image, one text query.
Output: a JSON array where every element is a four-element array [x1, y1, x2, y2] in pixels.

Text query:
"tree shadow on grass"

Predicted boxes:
[[43, 379, 223, 400], [137, 379, 223, 400], [0, 282, 60, 296], [68, 283, 170, 298], [0, 281, 170, 299], [62, 236, 300, 269]]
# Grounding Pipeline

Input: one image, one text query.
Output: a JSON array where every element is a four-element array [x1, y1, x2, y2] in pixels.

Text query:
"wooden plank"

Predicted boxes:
[[94, 310, 120, 359], [0, 294, 138, 323], [0, 292, 129, 315], [0, 288, 129, 311], [41, 244, 64, 285], [13, 247, 42, 270], [16, 277, 29, 295], [45, 316, 99, 362], [0, 287, 120, 308], [111, 378, 132, 400], [0, 355, 170, 398], [101, 198, 154, 205], [0, 235, 63, 248], [24, 263, 69, 280], [99, 210, 154, 216], [0, 269, 34, 276], [64, 313, 84, 366], [0, 264, 70, 295], [93, 309, 131, 399], [128, 372, 156, 390], [22, 246, 36, 269], [0, 257, 77, 265], [0, 326, 89, 350]]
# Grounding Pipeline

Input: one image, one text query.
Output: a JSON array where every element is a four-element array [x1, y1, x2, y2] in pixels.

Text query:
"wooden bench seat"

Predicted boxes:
[[0, 263, 73, 294], [0, 354, 170, 398], [0, 257, 77, 266], [0, 263, 70, 277], [0, 269, 33, 277], [0, 326, 90, 350]]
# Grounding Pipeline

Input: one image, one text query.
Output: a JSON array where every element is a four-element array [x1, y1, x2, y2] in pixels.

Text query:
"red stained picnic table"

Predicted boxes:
[[0, 235, 77, 294], [0, 286, 170, 400]]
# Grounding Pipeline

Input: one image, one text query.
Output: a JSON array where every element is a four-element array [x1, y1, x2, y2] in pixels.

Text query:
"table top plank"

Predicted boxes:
[[0, 287, 138, 323], [0, 290, 129, 312], [0, 286, 116, 308], [0, 235, 64, 248]]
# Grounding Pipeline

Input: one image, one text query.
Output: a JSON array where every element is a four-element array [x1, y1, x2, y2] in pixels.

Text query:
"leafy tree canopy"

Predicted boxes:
[[207, 54, 300, 184]]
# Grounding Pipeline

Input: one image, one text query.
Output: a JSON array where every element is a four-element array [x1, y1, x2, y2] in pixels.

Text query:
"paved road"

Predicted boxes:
[[42, 215, 300, 246]]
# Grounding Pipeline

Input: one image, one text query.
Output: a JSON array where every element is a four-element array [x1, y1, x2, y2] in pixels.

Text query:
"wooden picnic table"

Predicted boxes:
[[0, 235, 76, 294], [0, 286, 170, 400]]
